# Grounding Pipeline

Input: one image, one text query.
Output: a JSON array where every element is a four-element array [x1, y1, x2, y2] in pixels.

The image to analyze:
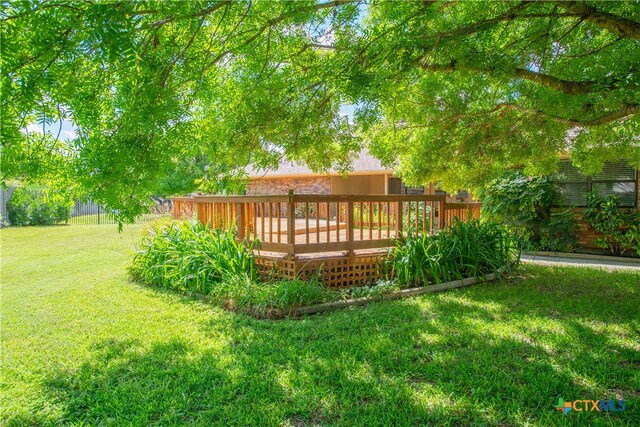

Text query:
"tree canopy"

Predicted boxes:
[[2, 0, 639, 220]]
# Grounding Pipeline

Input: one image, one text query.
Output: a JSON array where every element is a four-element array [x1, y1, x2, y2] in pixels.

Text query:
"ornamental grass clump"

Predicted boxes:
[[130, 219, 257, 294], [388, 219, 519, 286], [130, 220, 330, 317]]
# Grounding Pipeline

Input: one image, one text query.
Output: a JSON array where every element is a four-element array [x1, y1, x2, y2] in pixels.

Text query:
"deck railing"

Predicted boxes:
[[171, 193, 481, 256]]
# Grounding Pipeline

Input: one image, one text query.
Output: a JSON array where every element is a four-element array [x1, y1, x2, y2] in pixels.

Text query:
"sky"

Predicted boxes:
[[28, 103, 356, 142], [25, 121, 77, 141]]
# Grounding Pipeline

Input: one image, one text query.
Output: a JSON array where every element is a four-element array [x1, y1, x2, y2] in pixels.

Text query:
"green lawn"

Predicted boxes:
[[1, 224, 639, 426]]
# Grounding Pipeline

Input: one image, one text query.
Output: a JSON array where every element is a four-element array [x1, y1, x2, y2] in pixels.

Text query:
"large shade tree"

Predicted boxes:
[[2, 0, 639, 220]]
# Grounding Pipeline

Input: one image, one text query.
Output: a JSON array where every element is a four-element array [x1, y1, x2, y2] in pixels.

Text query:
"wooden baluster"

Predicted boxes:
[[287, 190, 295, 250], [377, 202, 382, 239], [336, 202, 340, 242], [212, 202, 216, 228], [269, 203, 273, 242], [277, 202, 282, 243], [386, 202, 391, 239], [237, 202, 246, 239], [368, 201, 373, 240], [396, 201, 403, 237], [359, 202, 364, 241], [347, 200, 354, 255], [251, 203, 256, 237], [316, 202, 320, 243], [305, 202, 309, 244], [247, 203, 252, 238], [260, 203, 265, 241], [415, 200, 419, 231], [326, 202, 330, 243]]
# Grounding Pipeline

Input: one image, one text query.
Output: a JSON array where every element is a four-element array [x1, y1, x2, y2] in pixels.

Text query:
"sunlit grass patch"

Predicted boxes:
[[1, 224, 639, 425]]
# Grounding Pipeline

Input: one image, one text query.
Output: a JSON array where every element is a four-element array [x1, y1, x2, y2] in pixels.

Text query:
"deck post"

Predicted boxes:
[[287, 190, 296, 257], [395, 201, 403, 237], [347, 201, 354, 256], [236, 202, 246, 239], [439, 199, 447, 231], [196, 198, 204, 225]]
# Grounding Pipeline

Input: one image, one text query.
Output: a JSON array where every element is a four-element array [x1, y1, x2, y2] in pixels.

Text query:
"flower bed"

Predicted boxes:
[[130, 219, 519, 319]]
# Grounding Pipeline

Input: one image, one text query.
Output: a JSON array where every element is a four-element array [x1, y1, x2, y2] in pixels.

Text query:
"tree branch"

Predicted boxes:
[[550, 1, 640, 39], [150, 1, 232, 28], [492, 102, 639, 126], [418, 59, 623, 95]]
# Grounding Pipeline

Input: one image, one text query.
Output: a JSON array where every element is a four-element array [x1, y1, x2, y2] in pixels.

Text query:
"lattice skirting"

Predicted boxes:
[[255, 253, 388, 288]]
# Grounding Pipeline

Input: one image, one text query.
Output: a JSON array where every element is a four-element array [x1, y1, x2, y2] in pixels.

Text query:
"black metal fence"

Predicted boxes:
[[66, 198, 172, 225]]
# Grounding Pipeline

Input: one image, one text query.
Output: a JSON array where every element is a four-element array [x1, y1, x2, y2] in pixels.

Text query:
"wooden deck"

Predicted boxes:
[[172, 193, 481, 287]]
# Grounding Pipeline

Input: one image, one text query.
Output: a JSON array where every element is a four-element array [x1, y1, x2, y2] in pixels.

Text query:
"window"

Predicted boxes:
[[400, 181, 425, 195], [556, 161, 637, 207], [387, 178, 424, 194]]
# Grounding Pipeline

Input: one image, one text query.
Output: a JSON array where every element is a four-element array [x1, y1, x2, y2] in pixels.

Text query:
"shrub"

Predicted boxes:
[[6, 186, 72, 226], [537, 210, 578, 253], [130, 220, 257, 293], [583, 192, 640, 256], [130, 220, 329, 316], [387, 219, 519, 286], [478, 172, 577, 252]]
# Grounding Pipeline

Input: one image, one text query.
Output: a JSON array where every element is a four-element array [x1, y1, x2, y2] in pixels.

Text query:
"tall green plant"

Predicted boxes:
[[583, 192, 640, 256], [130, 220, 257, 293], [388, 219, 519, 286]]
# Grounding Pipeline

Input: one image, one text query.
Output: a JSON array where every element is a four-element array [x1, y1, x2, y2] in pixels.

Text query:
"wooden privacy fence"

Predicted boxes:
[[171, 193, 481, 257], [172, 197, 195, 219], [443, 202, 482, 225]]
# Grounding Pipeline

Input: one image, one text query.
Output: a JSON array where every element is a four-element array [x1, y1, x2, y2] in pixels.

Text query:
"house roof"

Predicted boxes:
[[246, 150, 392, 179]]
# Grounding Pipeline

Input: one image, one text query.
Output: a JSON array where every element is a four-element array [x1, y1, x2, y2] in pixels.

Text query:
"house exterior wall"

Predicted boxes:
[[567, 170, 639, 249], [246, 177, 331, 195], [330, 175, 386, 194]]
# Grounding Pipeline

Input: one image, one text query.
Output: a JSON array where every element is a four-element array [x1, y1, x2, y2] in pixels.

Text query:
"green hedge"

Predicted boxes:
[[6, 186, 73, 226]]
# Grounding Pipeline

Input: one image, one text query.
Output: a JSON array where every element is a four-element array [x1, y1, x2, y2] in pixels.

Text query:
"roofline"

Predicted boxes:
[[248, 170, 394, 180]]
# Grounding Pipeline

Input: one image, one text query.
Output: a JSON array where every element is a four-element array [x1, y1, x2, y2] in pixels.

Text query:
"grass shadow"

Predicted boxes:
[[16, 265, 639, 426]]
